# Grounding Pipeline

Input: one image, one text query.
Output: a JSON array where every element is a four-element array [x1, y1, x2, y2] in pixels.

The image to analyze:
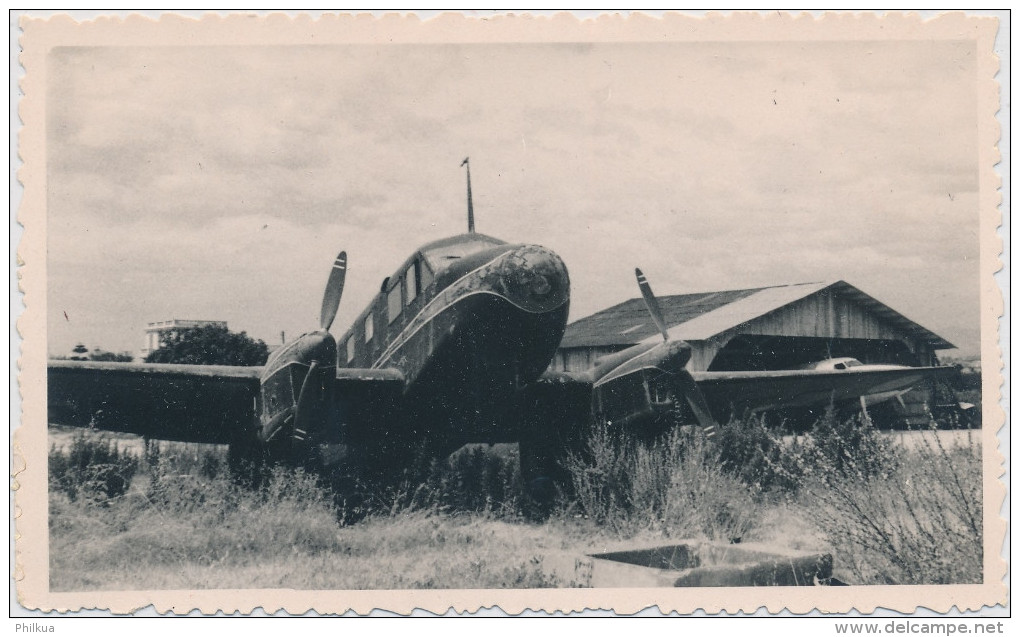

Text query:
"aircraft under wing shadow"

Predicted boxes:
[[332, 367, 405, 448], [48, 360, 263, 444], [47, 361, 412, 447]]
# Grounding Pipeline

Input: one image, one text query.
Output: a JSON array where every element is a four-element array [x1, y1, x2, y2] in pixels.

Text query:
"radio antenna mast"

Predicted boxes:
[[461, 157, 475, 233]]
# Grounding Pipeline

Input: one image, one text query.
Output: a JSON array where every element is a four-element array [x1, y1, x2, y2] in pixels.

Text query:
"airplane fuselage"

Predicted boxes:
[[259, 233, 570, 463], [343, 235, 568, 383]]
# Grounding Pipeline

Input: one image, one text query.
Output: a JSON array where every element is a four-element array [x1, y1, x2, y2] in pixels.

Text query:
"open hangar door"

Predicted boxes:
[[702, 335, 946, 429], [705, 335, 925, 372]]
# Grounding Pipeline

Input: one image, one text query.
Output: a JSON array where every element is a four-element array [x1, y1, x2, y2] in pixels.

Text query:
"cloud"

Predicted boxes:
[[46, 40, 984, 356]]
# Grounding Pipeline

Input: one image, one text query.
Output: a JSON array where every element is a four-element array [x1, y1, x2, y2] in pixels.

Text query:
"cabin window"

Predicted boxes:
[[387, 283, 402, 324], [419, 262, 434, 290], [364, 313, 374, 343], [405, 263, 418, 304], [345, 337, 356, 363]]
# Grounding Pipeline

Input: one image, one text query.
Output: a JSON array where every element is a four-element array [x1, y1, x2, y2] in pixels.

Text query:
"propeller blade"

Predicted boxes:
[[674, 369, 718, 439], [320, 251, 347, 331], [635, 269, 712, 435], [636, 268, 670, 342]]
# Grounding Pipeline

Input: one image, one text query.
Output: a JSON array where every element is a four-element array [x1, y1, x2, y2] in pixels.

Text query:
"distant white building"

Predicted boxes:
[[140, 319, 228, 359]]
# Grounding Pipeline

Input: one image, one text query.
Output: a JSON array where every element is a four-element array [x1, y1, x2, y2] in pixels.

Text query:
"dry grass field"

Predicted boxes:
[[47, 411, 983, 591]]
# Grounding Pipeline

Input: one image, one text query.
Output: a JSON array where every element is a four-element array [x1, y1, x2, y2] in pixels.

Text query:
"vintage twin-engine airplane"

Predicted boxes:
[[48, 162, 957, 498]]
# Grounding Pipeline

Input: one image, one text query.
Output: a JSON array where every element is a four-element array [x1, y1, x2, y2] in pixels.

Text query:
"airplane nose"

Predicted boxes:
[[499, 245, 570, 313], [530, 273, 552, 297]]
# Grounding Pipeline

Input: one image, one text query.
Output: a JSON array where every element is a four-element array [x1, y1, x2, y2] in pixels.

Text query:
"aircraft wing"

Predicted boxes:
[[515, 370, 594, 447], [47, 360, 262, 444], [333, 367, 406, 444], [691, 365, 960, 417]]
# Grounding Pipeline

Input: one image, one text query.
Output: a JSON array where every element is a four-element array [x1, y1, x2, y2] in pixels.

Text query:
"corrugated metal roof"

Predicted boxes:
[[560, 280, 954, 349]]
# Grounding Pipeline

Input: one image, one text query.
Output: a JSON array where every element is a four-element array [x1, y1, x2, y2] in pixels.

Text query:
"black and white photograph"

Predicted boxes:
[[14, 11, 1007, 617]]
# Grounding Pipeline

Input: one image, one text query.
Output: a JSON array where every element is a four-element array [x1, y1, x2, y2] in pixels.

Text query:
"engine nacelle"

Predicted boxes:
[[258, 331, 337, 456]]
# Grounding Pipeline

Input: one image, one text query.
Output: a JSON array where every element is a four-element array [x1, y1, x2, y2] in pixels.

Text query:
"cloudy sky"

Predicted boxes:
[[46, 39, 982, 358]]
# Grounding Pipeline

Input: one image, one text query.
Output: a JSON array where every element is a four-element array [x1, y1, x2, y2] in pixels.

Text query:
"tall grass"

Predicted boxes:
[[48, 431, 585, 590], [560, 409, 984, 585], [713, 409, 983, 584], [372, 445, 522, 519], [49, 430, 140, 503], [806, 408, 895, 480], [49, 407, 983, 589], [563, 420, 759, 541]]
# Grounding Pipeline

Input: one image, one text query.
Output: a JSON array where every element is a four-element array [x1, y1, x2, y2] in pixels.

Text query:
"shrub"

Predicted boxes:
[[562, 418, 634, 529], [87, 350, 134, 362], [368, 444, 523, 519], [701, 409, 898, 496], [441, 445, 521, 514], [650, 429, 759, 541], [144, 450, 238, 520], [563, 421, 759, 541], [49, 430, 140, 503], [714, 415, 804, 493], [807, 407, 895, 480], [803, 425, 982, 584]]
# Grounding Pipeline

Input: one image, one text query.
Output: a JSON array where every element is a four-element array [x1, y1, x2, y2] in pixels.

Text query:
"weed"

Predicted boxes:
[[563, 421, 759, 541], [49, 409, 983, 589], [808, 407, 894, 480], [364, 444, 523, 520], [802, 422, 982, 584], [143, 439, 229, 479], [49, 430, 140, 504], [562, 418, 633, 529], [714, 414, 804, 493]]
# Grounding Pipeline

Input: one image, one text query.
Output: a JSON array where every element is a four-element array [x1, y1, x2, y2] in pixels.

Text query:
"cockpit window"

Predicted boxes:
[[419, 261, 434, 290], [364, 313, 374, 343], [421, 236, 505, 272], [405, 263, 418, 304], [387, 283, 402, 324]]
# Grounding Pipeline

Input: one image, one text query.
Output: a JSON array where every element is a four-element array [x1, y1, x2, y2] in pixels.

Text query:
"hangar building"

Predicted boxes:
[[552, 280, 953, 374]]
